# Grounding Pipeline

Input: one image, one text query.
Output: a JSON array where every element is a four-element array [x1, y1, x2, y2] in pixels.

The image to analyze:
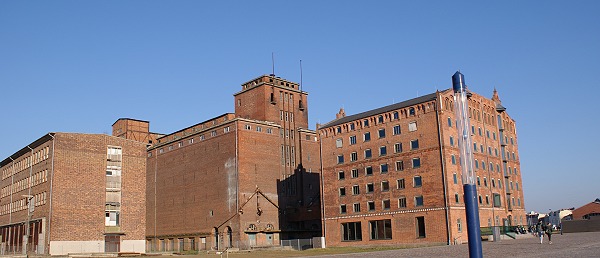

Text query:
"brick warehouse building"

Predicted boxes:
[[113, 75, 322, 251], [318, 88, 525, 246], [0, 132, 147, 255]]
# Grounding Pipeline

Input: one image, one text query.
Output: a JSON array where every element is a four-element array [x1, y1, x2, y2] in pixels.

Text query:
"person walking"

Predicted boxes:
[[536, 221, 545, 244], [546, 222, 553, 244]]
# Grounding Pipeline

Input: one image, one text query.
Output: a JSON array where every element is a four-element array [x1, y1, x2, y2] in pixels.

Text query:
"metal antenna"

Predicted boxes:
[[300, 60, 303, 92], [271, 52, 275, 76]]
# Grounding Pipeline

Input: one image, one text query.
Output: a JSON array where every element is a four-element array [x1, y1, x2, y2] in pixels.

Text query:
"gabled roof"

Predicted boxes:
[[319, 92, 439, 129]]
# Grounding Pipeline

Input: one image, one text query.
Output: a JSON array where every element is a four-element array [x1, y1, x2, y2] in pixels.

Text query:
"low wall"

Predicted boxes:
[[562, 218, 600, 233]]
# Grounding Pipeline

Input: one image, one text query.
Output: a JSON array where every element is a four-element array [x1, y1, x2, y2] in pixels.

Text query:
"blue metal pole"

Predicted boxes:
[[452, 71, 483, 258]]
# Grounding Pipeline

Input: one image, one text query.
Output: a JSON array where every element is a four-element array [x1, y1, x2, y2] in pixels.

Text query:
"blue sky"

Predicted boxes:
[[1, 1, 598, 214]]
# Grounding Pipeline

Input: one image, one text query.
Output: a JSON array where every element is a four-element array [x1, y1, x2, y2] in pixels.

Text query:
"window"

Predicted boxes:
[[337, 155, 344, 164], [366, 183, 374, 193], [336, 138, 343, 148], [369, 219, 392, 240], [349, 135, 357, 145], [415, 195, 424, 206], [453, 173, 458, 184], [493, 194, 501, 207], [378, 115, 384, 124], [365, 166, 373, 176], [382, 199, 391, 210], [341, 222, 362, 241], [455, 193, 460, 203], [416, 216, 426, 238], [352, 185, 360, 195], [457, 219, 462, 233], [340, 205, 347, 214], [398, 197, 407, 208], [394, 143, 402, 153], [449, 136, 454, 146], [393, 125, 401, 135], [353, 203, 361, 212], [380, 163, 388, 173], [393, 112, 399, 120], [350, 123, 355, 131], [413, 176, 422, 187], [379, 146, 387, 156], [188, 138, 194, 144], [350, 152, 358, 162], [478, 195, 482, 204], [397, 178, 405, 189], [410, 139, 419, 150], [363, 132, 371, 142], [378, 128, 386, 138], [255, 126, 261, 132], [486, 195, 490, 205], [408, 122, 417, 132], [363, 119, 369, 127], [447, 117, 452, 127], [451, 155, 456, 165], [351, 169, 359, 178], [409, 107, 415, 116], [366, 201, 376, 211], [412, 158, 421, 168], [365, 149, 372, 159], [381, 181, 389, 192], [339, 187, 346, 196], [396, 161, 404, 171], [338, 171, 345, 180], [211, 131, 217, 137], [178, 141, 183, 147], [477, 176, 481, 186]]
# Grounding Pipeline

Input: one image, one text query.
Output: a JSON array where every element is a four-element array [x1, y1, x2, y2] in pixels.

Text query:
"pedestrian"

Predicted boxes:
[[536, 221, 544, 244], [546, 222, 553, 244]]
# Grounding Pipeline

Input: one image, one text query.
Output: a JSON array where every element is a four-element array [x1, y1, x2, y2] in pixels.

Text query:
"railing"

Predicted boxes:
[[480, 226, 520, 236], [281, 239, 313, 250]]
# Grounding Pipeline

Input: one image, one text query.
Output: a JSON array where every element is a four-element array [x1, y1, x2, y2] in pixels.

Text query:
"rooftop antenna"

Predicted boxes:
[[300, 60, 303, 92], [271, 52, 275, 76]]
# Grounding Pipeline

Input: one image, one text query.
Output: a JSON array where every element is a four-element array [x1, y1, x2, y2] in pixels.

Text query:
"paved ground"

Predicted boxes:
[[297, 232, 600, 258]]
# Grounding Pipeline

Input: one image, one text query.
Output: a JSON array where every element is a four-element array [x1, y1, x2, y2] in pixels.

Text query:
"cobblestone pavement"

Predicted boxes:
[[299, 232, 600, 258]]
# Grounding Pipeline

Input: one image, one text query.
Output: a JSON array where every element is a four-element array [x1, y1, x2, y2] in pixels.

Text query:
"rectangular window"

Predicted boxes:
[[350, 135, 357, 145], [457, 219, 462, 233], [351, 169, 359, 178], [378, 128, 386, 138], [451, 155, 456, 165], [369, 219, 392, 240], [363, 119, 369, 127], [340, 205, 347, 214], [350, 123, 355, 131], [382, 199, 391, 210], [410, 139, 419, 150], [415, 196, 424, 206], [416, 216, 426, 238], [365, 166, 373, 176], [380, 163, 388, 173], [379, 146, 387, 156], [336, 138, 343, 148], [408, 122, 417, 132], [363, 132, 371, 142], [397, 178, 405, 189], [366, 183, 374, 193], [393, 125, 401, 135], [337, 155, 344, 164], [378, 115, 384, 124], [352, 185, 360, 195], [449, 136, 454, 146], [341, 222, 362, 241], [414, 176, 422, 187], [412, 158, 421, 168], [353, 203, 361, 213], [338, 171, 345, 180], [351, 152, 358, 161], [339, 187, 346, 196], [365, 149, 372, 159], [395, 161, 404, 171], [453, 173, 458, 184], [381, 181, 389, 192], [455, 193, 460, 203], [394, 143, 402, 153], [398, 197, 407, 208], [368, 201, 375, 211], [493, 193, 502, 207]]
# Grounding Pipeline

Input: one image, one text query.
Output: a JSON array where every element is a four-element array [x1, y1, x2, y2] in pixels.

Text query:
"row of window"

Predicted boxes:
[[341, 217, 426, 241], [340, 195, 425, 214], [338, 142, 420, 165], [0, 191, 47, 216], [1, 169, 49, 198], [448, 153, 519, 176], [1, 146, 51, 180], [339, 177, 422, 197], [337, 122, 418, 147], [337, 159, 420, 180]]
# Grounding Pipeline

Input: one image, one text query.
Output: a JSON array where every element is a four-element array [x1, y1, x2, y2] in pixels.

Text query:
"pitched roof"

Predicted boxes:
[[319, 92, 439, 129]]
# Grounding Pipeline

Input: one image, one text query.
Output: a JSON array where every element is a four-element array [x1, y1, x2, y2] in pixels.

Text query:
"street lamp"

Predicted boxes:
[[452, 71, 483, 258], [22, 194, 34, 257]]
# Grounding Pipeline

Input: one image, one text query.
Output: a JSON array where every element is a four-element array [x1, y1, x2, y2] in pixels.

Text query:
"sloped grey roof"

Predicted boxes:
[[319, 92, 438, 129]]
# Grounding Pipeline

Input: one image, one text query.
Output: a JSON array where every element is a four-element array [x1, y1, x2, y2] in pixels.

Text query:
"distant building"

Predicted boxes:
[[548, 209, 573, 226], [318, 88, 526, 246], [114, 75, 322, 251], [571, 199, 600, 220], [0, 133, 147, 255]]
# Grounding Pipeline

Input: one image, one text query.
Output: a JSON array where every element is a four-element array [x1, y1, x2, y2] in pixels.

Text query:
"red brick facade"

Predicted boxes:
[[319, 89, 525, 246]]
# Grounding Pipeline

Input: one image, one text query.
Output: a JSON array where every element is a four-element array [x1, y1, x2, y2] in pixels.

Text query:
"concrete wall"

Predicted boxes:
[[49, 240, 104, 255], [562, 218, 600, 233]]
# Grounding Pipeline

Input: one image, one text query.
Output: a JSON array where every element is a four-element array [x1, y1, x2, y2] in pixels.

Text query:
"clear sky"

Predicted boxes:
[[1, 1, 599, 214]]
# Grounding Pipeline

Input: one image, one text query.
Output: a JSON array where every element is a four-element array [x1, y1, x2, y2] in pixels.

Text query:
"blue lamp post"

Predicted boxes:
[[452, 71, 483, 258]]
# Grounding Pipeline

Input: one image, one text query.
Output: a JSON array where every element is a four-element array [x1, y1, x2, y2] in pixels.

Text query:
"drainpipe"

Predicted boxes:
[[318, 131, 326, 240], [47, 133, 56, 255], [434, 92, 451, 245]]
